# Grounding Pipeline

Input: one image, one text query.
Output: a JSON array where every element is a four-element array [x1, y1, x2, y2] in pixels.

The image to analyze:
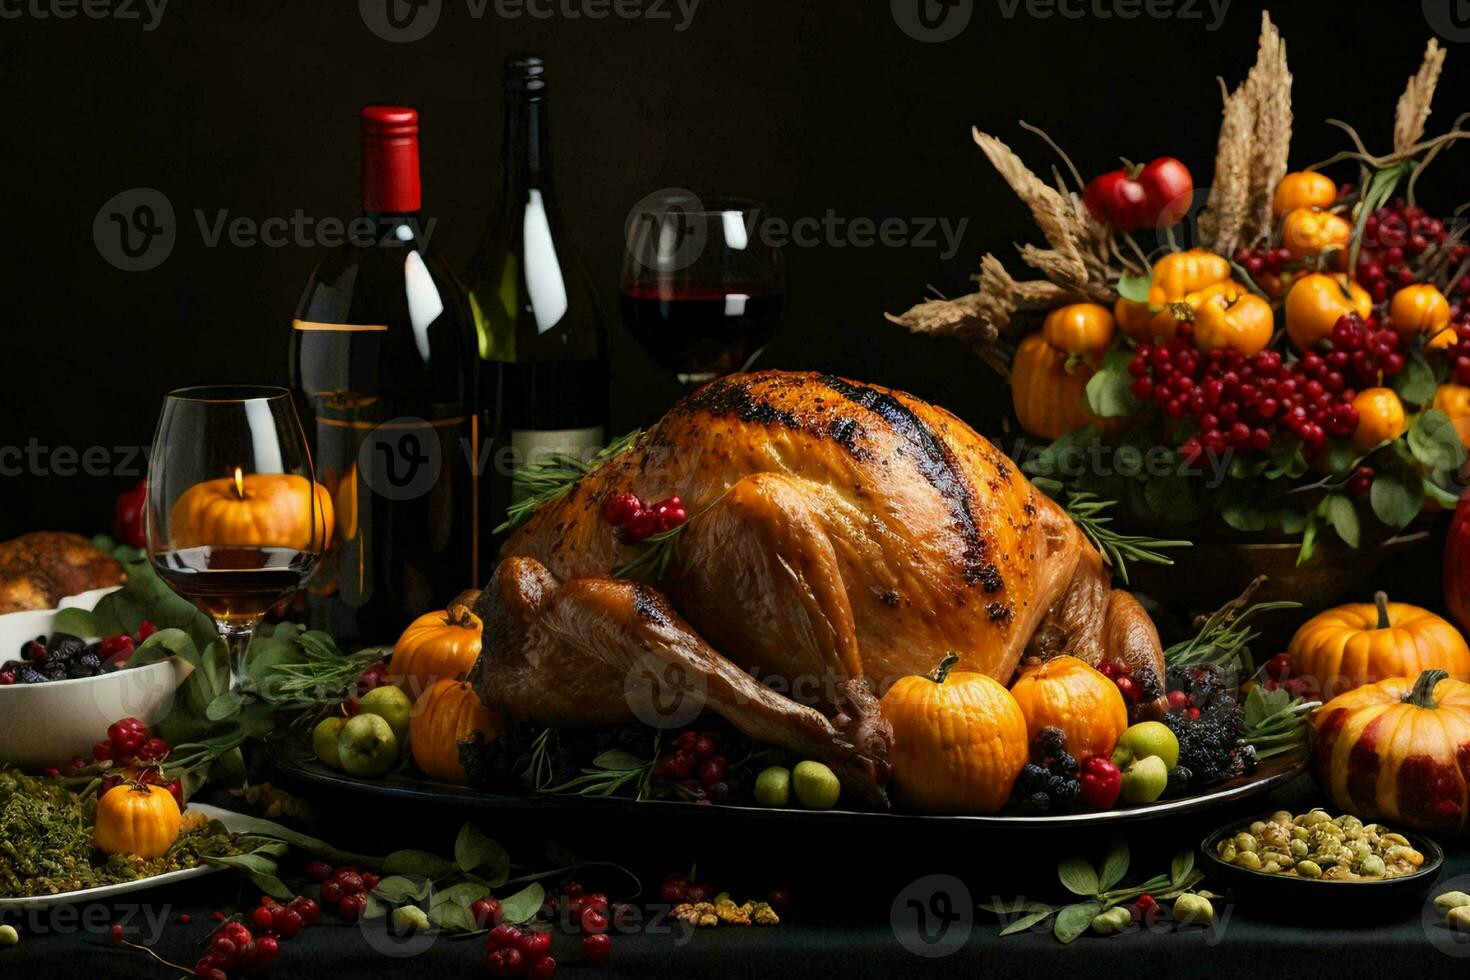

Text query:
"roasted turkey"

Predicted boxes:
[[469, 371, 1164, 806]]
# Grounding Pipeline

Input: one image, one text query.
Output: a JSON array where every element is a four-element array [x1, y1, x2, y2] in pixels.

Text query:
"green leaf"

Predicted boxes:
[[1099, 840, 1130, 892], [1315, 439, 1358, 478], [1116, 269, 1152, 303], [52, 607, 99, 638], [1370, 472, 1422, 529], [1408, 409, 1467, 471], [1393, 349, 1438, 407], [383, 849, 459, 880], [1057, 857, 1099, 897], [999, 904, 1055, 936], [1054, 902, 1104, 944], [128, 628, 200, 669], [428, 902, 475, 932], [1319, 494, 1361, 548], [1085, 350, 1141, 419], [1170, 850, 1195, 887], [205, 690, 244, 722], [362, 896, 388, 920], [498, 883, 546, 925], [455, 824, 510, 885], [1221, 501, 1267, 533], [432, 881, 491, 909], [373, 875, 432, 903], [590, 749, 651, 771]]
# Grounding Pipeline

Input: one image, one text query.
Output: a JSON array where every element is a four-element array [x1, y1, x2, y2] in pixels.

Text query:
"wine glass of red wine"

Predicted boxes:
[[622, 194, 785, 386], [145, 386, 329, 690]]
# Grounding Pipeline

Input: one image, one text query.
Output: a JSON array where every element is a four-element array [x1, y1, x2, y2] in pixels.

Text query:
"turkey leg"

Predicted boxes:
[[470, 556, 891, 807]]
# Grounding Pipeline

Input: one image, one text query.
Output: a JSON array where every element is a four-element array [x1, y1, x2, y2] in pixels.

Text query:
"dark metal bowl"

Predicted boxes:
[[1200, 817, 1445, 915]]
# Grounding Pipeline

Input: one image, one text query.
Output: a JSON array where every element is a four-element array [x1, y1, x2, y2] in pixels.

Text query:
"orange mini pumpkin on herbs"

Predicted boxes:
[[1009, 655, 1128, 762], [388, 602, 484, 698]]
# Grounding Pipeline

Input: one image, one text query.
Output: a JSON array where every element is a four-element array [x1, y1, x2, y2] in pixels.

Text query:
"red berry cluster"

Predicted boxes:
[[192, 893, 318, 980], [341, 661, 388, 717], [90, 717, 183, 807], [1329, 313, 1405, 385], [1164, 687, 1202, 722], [659, 870, 713, 905], [651, 729, 729, 802], [1439, 322, 1470, 386], [1131, 893, 1161, 925], [1128, 327, 1367, 459], [1233, 245, 1295, 281], [1260, 653, 1314, 699], [1357, 200, 1468, 303], [304, 861, 379, 921], [1097, 661, 1145, 707], [600, 492, 688, 543]]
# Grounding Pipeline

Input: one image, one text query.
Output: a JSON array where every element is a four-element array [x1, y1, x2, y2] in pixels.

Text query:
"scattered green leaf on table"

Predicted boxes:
[[499, 883, 546, 925], [1057, 857, 1099, 897], [1054, 902, 1104, 944]]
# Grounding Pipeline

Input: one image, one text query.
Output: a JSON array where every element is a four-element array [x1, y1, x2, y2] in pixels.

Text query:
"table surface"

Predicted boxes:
[[7, 775, 1470, 979]]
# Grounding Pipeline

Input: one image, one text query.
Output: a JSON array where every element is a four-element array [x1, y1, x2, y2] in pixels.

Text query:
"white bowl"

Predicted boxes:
[[0, 588, 193, 770]]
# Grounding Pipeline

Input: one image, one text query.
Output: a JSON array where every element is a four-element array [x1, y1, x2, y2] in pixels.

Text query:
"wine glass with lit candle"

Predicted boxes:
[[146, 386, 331, 690]]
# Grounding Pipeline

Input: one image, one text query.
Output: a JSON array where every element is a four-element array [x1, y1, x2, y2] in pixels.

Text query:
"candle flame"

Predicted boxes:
[[232, 467, 246, 499]]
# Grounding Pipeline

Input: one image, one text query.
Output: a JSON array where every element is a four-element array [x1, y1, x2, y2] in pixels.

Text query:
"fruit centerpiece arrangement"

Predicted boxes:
[[892, 14, 1470, 564]]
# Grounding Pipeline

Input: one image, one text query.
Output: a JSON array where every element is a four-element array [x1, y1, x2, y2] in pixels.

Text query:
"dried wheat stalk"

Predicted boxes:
[[1201, 12, 1292, 257], [1395, 39, 1445, 153]]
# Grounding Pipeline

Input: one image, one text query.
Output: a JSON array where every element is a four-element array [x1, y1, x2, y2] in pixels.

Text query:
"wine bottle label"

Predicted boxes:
[[509, 426, 606, 500]]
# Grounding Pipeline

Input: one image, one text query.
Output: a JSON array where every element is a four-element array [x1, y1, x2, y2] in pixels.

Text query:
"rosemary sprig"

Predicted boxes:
[[528, 727, 558, 792], [542, 746, 658, 799], [1164, 576, 1300, 670], [1242, 684, 1320, 761], [1063, 493, 1191, 585], [495, 429, 644, 534], [612, 525, 684, 582]]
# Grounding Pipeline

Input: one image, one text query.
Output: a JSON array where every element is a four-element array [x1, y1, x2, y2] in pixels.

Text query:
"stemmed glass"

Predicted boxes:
[[621, 194, 785, 387], [145, 386, 329, 689]]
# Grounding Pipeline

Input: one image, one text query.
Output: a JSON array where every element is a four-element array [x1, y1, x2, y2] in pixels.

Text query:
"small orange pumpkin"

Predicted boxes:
[[1011, 333, 1110, 441], [880, 653, 1029, 814], [1434, 385, 1470, 450], [388, 604, 484, 699], [1273, 171, 1338, 215], [1389, 283, 1454, 348], [1280, 208, 1352, 260], [1285, 273, 1372, 352], [1042, 303, 1115, 362], [94, 782, 182, 858], [1009, 655, 1128, 761], [1314, 669, 1470, 833], [1115, 248, 1233, 343], [1287, 591, 1470, 699], [169, 469, 334, 551], [1191, 286, 1275, 357], [1350, 388, 1407, 451], [410, 679, 501, 784]]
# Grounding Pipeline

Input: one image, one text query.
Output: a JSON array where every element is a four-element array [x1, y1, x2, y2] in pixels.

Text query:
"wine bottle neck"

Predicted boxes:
[[501, 92, 553, 202], [361, 105, 422, 214]]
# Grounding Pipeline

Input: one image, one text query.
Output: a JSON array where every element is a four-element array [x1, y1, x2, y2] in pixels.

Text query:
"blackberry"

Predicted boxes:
[[46, 633, 87, 661], [1009, 729, 1084, 813], [19, 667, 47, 685]]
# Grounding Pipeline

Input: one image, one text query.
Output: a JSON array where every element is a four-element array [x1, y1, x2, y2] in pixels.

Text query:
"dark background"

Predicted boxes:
[[2, 0, 1466, 537]]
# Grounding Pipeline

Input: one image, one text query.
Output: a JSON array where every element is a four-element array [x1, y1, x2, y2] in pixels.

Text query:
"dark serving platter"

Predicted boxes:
[[264, 734, 1307, 831], [1200, 819, 1445, 913]]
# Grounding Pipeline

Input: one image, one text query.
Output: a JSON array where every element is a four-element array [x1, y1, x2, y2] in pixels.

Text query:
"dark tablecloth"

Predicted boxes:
[[8, 775, 1470, 979]]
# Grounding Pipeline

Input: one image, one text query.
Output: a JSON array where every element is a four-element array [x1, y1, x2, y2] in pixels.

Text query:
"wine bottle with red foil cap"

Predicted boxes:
[[289, 105, 478, 645], [467, 56, 609, 546]]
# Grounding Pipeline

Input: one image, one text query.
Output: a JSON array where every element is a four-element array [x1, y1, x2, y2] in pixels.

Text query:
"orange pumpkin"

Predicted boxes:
[[388, 604, 484, 699], [1280, 208, 1352, 260], [1009, 655, 1127, 761], [1389, 284, 1454, 348], [1314, 669, 1470, 833], [1273, 171, 1338, 215], [1350, 388, 1407, 451], [880, 653, 1029, 814], [1115, 249, 1233, 343], [1191, 286, 1275, 357], [410, 679, 501, 784], [169, 469, 334, 551], [1287, 592, 1470, 699], [1285, 273, 1372, 352], [1011, 333, 1110, 441], [94, 782, 182, 858], [1042, 303, 1115, 363]]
